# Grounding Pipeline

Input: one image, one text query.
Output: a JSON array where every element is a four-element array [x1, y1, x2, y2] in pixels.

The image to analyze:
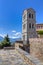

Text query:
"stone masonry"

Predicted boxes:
[[22, 8, 38, 45], [29, 38, 43, 62]]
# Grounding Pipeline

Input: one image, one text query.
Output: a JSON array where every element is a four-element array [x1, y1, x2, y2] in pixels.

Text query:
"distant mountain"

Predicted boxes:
[[0, 36, 21, 43], [10, 38, 21, 43], [0, 36, 3, 41]]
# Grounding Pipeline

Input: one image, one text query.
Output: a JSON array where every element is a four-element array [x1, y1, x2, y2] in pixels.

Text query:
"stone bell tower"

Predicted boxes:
[[22, 8, 37, 45]]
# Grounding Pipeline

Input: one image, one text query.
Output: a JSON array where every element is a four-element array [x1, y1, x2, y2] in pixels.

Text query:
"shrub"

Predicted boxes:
[[37, 30, 43, 35]]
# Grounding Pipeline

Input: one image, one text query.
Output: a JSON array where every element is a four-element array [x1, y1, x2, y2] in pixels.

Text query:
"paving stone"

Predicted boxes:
[[0, 50, 28, 65]]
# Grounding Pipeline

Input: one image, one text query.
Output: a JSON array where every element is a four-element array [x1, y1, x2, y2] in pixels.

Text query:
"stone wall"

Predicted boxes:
[[16, 48, 43, 65], [29, 38, 43, 62], [15, 38, 43, 62], [15, 42, 23, 48]]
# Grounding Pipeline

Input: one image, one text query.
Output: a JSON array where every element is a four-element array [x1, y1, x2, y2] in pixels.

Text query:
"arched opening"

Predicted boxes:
[[29, 13, 31, 18], [29, 23, 31, 28], [32, 24, 34, 28], [32, 14, 33, 18]]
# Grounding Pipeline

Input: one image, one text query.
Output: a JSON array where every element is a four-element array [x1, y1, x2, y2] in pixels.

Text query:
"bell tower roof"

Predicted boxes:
[[23, 8, 35, 15], [27, 8, 36, 13]]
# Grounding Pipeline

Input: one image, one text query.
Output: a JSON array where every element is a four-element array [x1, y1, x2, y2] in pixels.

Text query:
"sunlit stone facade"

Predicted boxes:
[[36, 24, 43, 31], [22, 8, 37, 45]]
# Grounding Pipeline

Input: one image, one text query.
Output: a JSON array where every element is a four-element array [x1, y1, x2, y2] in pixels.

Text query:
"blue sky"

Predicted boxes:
[[0, 0, 43, 38]]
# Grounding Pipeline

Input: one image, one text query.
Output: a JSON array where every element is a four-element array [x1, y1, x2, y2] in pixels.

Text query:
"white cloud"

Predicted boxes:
[[0, 34, 6, 38], [0, 31, 22, 39], [12, 30, 16, 33], [14, 32, 21, 36], [11, 30, 22, 39], [10, 36, 20, 39], [10, 32, 22, 39]]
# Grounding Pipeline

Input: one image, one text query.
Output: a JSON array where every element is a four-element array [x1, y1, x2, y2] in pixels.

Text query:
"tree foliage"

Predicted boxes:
[[37, 30, 43, 35], [1, 34, 11, 48]]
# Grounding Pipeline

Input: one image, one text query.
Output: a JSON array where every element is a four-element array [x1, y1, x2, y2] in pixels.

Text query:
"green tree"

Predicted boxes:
[[1, 34, 11, 48], [0, 43, 3, 49], [37, 30, 43, 35]]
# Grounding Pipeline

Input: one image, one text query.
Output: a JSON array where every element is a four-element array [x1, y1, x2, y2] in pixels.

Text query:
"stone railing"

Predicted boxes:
[[16, 48, 43, 65], [4, 47, 15, 50]]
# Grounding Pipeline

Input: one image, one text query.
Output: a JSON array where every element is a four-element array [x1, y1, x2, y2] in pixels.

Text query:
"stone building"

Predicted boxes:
[[36, 24, 43, 31], [36, 24, 43, 38], [22, 8, 37, 45]]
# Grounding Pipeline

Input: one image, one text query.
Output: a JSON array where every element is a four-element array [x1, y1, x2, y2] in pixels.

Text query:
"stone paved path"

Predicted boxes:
[[0, 49, 28, 65]]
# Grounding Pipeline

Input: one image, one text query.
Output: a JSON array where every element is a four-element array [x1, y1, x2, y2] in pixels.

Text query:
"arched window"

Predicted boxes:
[[23, 35, 25, 41], [29, 23, 31, 28], [32, 24, 34, 28], [23, 14, 26, 19], [32, 14, 33, 18], [29, 13, 31, 18], [23, 24, 26, 29]]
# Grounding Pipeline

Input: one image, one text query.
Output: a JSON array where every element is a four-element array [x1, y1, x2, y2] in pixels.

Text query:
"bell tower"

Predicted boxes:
[[22, 8, 37, 45]]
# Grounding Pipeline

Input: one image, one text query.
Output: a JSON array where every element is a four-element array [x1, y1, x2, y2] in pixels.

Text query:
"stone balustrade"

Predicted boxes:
[[4, 47, 15, 50]]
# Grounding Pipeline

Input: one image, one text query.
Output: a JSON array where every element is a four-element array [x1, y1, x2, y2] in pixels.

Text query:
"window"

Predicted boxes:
[[41, 26, 42, 28], [23, 14, 26, 19], [23, 24, 25, 29], [39, 26, 40, 28], [23, 35, 25, 41], [32, 24, 34, 28], [29, 23, 31, 28], [29, 13, 31, 18], [37, 26, 38, 29], [32, 14, 33, 18]]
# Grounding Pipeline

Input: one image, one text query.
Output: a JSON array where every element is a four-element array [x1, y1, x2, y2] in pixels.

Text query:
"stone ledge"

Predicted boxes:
[[16, 48, 43, 65], [4, 47, 15, 50]]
